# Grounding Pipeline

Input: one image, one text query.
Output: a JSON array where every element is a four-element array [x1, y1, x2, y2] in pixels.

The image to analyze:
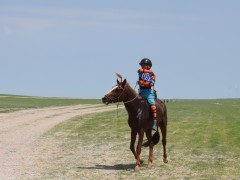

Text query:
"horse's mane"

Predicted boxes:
[[125, 82, 138, 97]]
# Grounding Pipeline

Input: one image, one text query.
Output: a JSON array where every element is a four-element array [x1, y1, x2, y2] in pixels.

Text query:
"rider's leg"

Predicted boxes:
[[151, 105, 157, 131], [147, 92, 157, 131]]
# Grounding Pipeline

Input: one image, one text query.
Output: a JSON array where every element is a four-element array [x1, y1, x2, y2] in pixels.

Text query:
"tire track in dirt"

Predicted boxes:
[[0, 104, 119, 179]]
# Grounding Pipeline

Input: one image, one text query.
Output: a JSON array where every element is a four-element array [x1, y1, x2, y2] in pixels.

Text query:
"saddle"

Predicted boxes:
[[154, 90, 157, 99]]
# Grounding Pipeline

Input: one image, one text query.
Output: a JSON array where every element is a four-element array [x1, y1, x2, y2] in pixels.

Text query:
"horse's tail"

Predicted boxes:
[[142, 130, 160, 147]]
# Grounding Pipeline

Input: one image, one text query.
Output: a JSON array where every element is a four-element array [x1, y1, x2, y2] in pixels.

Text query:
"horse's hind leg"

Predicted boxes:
[[146, 130, 154, 168], [159, 121, 168, 163]]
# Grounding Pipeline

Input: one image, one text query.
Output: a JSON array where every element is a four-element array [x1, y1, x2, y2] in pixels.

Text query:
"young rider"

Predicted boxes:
[[138, 58, 157, 130]]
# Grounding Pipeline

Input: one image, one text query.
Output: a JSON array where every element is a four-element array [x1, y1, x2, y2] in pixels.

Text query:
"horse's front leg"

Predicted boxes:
[[135, 130, 144, 172], [146, 130, 154, 168], [130, 129, 137, 159], [130, 129, 143, 166]]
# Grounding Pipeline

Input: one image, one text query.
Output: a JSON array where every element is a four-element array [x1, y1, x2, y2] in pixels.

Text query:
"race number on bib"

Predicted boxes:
[[141, 73, 151, 81]]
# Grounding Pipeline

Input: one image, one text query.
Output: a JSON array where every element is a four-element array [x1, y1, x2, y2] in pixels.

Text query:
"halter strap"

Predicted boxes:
[[105, 82, 139, 104]]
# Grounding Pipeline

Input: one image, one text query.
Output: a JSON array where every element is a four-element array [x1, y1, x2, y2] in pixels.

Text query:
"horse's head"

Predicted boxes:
[[102, 74, 127, 105]]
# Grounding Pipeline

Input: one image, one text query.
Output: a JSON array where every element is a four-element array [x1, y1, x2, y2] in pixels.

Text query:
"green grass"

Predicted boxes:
[[41, 99, 240, 179], [2, 96, 238, 178], [0, 94, 101, 113], [168, 99, 240, 152]]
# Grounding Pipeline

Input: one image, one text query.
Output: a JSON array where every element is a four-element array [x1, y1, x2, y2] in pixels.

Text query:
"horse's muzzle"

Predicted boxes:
[[102, 96, 112, 105]]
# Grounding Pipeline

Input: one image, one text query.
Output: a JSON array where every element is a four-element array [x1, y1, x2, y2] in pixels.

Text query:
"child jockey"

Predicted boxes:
[[138, 58, 157, 131]]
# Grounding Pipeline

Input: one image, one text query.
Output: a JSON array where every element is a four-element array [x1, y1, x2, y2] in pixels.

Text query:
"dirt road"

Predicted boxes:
[[0, 104, 118, 179]]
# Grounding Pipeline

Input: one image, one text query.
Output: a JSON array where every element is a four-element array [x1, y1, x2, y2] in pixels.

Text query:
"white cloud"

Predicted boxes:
[[0, 18, 56, 34], [3, 25, 12, 35], [1, 5, 224, 35], [0, 5, 157, 33], [18, 18, 56, 32]]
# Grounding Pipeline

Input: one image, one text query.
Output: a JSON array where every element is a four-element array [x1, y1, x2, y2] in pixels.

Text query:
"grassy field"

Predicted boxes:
[[38, 99, 240, 179], [0, 94, 101, 113]]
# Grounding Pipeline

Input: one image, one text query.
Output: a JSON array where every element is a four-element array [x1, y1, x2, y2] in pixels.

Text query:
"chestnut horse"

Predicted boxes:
[[102, 75, 168, 171]]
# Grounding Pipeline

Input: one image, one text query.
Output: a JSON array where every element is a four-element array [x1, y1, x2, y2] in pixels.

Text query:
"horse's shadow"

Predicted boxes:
[[77, 164, 135, 171]]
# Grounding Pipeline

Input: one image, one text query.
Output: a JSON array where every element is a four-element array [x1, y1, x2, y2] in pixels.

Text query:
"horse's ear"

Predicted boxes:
[[121, 79, 127, 88], [117, 79, 120, 85], [116, 73, 122, 80], [116, 73, 122, 83]]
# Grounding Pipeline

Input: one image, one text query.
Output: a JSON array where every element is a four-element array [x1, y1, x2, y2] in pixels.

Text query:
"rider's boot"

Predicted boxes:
[[151, 105, 157, 131], [152, 119, 157, 131]]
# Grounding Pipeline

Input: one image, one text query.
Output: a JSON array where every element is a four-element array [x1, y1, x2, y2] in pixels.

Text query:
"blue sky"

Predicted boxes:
[[1, 0, 239, 99]]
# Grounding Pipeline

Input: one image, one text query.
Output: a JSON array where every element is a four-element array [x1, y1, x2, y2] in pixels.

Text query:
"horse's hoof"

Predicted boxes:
[[140, 158, 144, 164], [147, 163, 152, 168], [134, 165, 140, 172], [163, 157, 168, 163], [147, 160, 153, 168]]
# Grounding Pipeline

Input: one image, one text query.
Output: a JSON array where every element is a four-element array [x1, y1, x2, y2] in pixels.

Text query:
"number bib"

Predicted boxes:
[[141, 73, 151, 81]]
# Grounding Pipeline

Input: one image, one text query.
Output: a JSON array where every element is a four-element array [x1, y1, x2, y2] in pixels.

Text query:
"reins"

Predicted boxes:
[[116, 94, 138, 119], [115, 82, 138, 119]]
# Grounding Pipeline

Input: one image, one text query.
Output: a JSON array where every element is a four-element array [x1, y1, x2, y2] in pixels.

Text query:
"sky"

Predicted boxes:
[[1, 0, 240, 99]]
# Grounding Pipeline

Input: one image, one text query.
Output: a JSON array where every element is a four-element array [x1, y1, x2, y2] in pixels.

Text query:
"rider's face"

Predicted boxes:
[[141, 63, 149, 69]]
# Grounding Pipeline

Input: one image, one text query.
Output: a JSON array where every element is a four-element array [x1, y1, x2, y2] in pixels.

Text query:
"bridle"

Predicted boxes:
[[104, 82, 138, 119], [105, 83, 138, 104]]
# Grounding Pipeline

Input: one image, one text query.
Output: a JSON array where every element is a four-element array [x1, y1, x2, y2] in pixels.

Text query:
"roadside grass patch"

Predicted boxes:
[[0, 94, 101, 113]]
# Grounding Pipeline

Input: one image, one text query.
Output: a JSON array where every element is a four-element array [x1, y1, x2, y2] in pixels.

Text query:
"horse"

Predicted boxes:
[[102, 74, 168, 171]]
